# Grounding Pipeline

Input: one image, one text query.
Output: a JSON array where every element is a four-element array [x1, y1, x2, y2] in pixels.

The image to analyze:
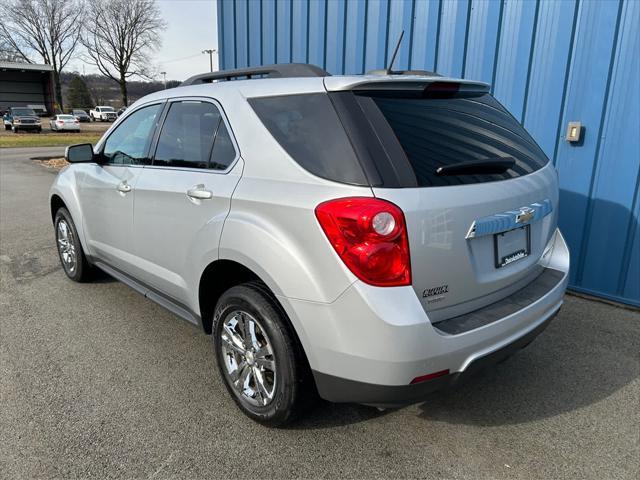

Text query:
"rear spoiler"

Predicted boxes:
[[324, 75, 490, 94]]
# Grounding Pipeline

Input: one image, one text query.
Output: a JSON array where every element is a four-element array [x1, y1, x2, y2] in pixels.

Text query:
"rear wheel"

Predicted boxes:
[[213, 283, 311, 426], [54, 207, 92, 282]]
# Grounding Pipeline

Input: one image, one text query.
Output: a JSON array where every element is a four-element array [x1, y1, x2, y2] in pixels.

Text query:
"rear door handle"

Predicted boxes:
[[187, 184, 213, 200], [117, 181, 131, 193]]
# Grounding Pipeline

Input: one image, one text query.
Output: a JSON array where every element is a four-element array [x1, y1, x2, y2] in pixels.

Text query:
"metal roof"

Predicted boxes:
[[0, 61, 53, 72]]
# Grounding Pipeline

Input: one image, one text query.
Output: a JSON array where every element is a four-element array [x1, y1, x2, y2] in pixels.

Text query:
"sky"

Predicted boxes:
[[155, 0, 220, 81], [68, 0, 219, 82]]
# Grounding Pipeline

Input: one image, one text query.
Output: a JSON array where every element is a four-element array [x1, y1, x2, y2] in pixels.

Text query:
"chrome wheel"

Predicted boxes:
[[56, 219, 77, 274], [220, 310, 276, 407]]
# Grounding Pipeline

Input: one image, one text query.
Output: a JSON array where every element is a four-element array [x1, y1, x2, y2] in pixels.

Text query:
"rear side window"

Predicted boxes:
[[249, 93, 367, 185], [357, 92, 548, 187]]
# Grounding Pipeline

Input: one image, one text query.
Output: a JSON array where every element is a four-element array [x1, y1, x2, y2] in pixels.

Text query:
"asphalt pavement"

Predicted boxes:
[[1, 147, 638, 479]]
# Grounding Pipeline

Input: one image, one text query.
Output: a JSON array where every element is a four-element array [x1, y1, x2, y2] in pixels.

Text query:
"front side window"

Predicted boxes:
[[153, 100, 236, 170], [102, 103, 162, 165]]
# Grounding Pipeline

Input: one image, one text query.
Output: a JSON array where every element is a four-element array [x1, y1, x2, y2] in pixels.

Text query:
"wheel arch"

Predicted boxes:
[[197, 258, 315, 373], [50, 194, 66, 223]]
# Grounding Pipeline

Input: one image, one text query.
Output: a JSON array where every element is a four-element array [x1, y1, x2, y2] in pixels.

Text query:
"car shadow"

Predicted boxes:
[[415, 298, 639, 426]]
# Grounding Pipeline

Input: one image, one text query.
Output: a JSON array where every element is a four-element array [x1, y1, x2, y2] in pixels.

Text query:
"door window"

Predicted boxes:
[[102, 103, 162, 165], [153, 101, 236, 170]]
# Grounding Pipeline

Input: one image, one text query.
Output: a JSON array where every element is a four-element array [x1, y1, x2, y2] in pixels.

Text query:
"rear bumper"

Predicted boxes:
[[313, 307, 558, 407], [280, 229, 569, 405]]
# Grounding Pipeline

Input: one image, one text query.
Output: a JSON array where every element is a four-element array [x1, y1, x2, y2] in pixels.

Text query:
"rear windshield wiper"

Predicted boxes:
[[435, 157, 515, 176]]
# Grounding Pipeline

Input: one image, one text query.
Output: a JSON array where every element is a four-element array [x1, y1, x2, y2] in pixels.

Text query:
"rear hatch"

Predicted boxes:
[[325, 77, 558, 320]]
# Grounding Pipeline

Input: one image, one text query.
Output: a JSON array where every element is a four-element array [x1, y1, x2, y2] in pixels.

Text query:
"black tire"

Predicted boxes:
[[213, 282, 312, 426], [4, 124, 10, 130], [54, 207, 93, 282], [12, 125, 17, 133]]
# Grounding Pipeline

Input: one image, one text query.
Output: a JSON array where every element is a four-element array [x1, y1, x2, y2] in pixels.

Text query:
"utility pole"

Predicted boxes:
[[160, 71, 167, 89], [202, 49, 217, 72]]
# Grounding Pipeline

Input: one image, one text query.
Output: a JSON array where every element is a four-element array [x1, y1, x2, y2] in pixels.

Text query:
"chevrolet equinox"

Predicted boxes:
[[50, 64, 569, 426]]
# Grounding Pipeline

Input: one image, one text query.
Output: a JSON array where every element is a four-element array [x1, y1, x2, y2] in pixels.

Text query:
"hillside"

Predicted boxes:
[[61, 72, 181, 109]]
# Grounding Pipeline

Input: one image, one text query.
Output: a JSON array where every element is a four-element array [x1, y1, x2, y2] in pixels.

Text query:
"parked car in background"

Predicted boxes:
[[50, 114, 80, 132], [51, 64, 569, 426], [72, 109, 91, 122], [3, 107, 42, 133], [89, 106, 117, 122], [27, 104, 48, 117]]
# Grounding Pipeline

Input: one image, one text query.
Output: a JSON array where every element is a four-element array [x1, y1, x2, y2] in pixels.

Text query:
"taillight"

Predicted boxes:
[[315, 197, 411, 287], [56, 120, 63, 124]]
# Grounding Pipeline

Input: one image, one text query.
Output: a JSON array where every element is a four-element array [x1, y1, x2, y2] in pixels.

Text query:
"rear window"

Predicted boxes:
[[357, 92, 549, 187], [249, 93, 367, 185]]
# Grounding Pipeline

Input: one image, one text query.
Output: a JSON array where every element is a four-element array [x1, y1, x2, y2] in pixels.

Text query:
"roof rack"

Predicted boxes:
[[181, 63, 330, 86]]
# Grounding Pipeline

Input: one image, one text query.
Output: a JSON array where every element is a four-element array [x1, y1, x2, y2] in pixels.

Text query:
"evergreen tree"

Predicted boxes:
[[67, 75, 93, 110]]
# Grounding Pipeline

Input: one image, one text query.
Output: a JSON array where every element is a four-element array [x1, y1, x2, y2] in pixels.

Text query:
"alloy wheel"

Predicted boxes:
[[220, 310, 277, 407], [56, 219, 77, 274]]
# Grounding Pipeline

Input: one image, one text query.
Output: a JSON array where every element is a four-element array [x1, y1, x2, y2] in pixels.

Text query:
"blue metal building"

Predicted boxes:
[[217, 0, 640, 307]]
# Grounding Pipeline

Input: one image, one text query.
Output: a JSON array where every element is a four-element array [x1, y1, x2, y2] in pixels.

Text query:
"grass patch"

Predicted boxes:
[[0, 133, 102, 148]]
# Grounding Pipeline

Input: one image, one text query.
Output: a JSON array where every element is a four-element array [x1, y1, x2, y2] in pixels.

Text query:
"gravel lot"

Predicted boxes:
[[1, 147, 639, 479]]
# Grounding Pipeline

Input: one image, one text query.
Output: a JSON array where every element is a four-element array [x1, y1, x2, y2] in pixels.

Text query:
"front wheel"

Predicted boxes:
[[54, 207, 93, 282], [213, 283, 311, 426]]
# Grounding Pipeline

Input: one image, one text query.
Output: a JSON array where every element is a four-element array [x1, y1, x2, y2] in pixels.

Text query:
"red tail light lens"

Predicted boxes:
[[315, 197, 411, 287]]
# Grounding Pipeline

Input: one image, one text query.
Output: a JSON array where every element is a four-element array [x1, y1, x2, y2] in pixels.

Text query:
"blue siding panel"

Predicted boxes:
[[276, 0, 292, 63], [217, 0, 640, 307], [523, 0, 577, 159], [492, 0, 538, 120], [387, 0, 414, 71], [409, 0, 440, 71], [291, 0, 309, 63], [344, 0, 367, 74], [436, 0, 470, 77], [464, 0, 502, 83], [580, 0, 640, 300], [248, 2, 262, 66], [308, 0, 327, 69], [234, 0, 249, 67], [325, 0, 347, 74], [261, 0, 276, 65], [364, 0, 390, 72], [555, 0, 621, 287]]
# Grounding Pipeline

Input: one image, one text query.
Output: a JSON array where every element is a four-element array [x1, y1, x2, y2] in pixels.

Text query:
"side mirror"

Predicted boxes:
[[65, 143, 94, 163]]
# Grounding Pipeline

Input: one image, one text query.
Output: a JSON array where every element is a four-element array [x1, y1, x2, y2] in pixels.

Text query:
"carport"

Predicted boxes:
[[0, 61, 54, 115]]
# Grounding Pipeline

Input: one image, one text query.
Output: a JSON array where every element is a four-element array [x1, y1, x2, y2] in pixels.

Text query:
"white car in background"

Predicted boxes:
[[90, 106, 117, 122], [49, 114, 80, 132]]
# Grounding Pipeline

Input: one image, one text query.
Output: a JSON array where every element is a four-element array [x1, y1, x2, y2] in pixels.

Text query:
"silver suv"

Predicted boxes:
[[50, 64, 569, 426]]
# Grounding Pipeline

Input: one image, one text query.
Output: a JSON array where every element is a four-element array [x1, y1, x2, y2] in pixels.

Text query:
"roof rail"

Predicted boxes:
[[181, 63, 330, 86]]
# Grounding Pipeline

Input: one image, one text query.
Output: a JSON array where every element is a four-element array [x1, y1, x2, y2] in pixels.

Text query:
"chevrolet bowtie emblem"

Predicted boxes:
[[516, 207, 535, 224]]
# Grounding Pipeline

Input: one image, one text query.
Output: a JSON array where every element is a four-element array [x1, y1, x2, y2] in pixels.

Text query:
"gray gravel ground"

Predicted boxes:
[[1, 147, 639, 479]]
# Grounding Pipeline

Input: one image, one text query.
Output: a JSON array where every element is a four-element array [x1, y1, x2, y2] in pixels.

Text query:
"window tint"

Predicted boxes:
[[154, 101, 232, 170], [102, 104, 161, 165], [357, 92, 549, 187], [249, 93, 367, 185]]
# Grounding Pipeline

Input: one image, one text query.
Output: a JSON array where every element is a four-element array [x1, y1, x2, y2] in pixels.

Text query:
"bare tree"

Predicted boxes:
[[82, 0, 165, 107], [0, 0, 84, 110]]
